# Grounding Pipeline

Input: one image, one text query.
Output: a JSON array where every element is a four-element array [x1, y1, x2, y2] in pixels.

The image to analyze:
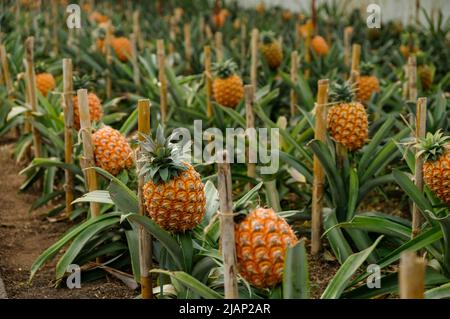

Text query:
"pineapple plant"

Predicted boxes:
[[327, 81, 369, 151], [139, 126, 206, 233], [95, 27, 106, 53], [417, 52, 435, 91], [234, 207, 298, 289], [111, 30, 132, 62], [399, 32, 419, 59], [356, 62, 380, 102], [416, 131, 450, 204], [281, 10, 293, 21], [311, 35, 329, 56], [260, 31, 283, 70], [72, 75, 103, 130], [212, 59, 244, 108], [298, 19, 313, 38], [35, 63, 56, 97], [89, 11, 109, 24], [92, 126, 134, 176]]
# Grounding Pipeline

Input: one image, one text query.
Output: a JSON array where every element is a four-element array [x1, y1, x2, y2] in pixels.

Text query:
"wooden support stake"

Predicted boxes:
[[350, 43, 361, 84], [412, 98, 427, 238], [51, 0, 59, 56], [184, 23, 192, 73], [217, 151, 239, 299], [399, 251, 425, 299], [240, 23, 247, 73], [198, 16, 205, 45], [245, 85, 256, 181], [137, 99, 153, 299], [311, 0, 317, 31], [215, 32, 223, 62], [62, 59, 74, 217], [415, 0, 421, 25], [408, 56, 417, 102], [304, 28, 311, 79], [290, 51, 298, 118], [204, 46, 213, 118], [130, 33, 140, 87], [77, 89, 100, 218], [24, 37, 42, 159], [250, 28, 258, 90], [105, 23, 113, 99], [0, 44, 13, 96], [157, 40, 168, 123], [133, 11, 143, 50], [311, 79, 329, 255], [344, 27, 353, 68]]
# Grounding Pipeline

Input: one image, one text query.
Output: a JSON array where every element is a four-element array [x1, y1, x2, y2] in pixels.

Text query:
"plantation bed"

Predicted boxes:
[[0, 139, 135, 299]]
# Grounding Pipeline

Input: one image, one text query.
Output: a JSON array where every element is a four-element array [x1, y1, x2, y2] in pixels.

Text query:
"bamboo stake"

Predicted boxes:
[[294, 22, 300, 50], [105, 23, 113, 99], [408, 56, 417, 102], [304, 28, 311, 79], [130, 33, 140, 87], [133, 11, 144, 51], [399, 251, 425, 299], [350, 43, 361, 84], [157, 40, 168, 123], [217, 151, 239, 299], [51, 0, 59, 56], [311, 0, 317, 31], [250, 28, 258, 90], [311, 79, 329, 255], [24, 37, 42, 159], [412, 98, 427, 238], [415, 0, 420, 25], [0, 44, 13, 95], [137, 99, 153, 299], [62, 59, 74, 217], [290, 51, 298, 118], [77, 89, 100, 218], [184, 23, 192, 73], [344, 27, 353, 68], [240, 23, 247, 73], [245, 85, 256, 182], [215, 32, 223, 62], [168, 16, 176, 55], [204, 46, 213, 118], [198, 16, 205, 45]]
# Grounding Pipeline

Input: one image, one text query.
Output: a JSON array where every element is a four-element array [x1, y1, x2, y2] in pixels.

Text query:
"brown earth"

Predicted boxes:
[[0, 140, 137, 299]]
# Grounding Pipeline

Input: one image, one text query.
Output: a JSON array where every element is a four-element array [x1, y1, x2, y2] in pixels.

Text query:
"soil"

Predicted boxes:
[[0, 139, 137, 299]]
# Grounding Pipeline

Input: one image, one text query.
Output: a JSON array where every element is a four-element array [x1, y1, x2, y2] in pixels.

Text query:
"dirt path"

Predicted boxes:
[[0, 141, 136, 299]]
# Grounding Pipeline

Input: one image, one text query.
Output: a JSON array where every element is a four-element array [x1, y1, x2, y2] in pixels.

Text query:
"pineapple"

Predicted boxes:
[[139, 126, 206, 232], [35, 62, 56, 97], [357, 63, 380, 102], [72, 75, 103, 130], [90, 11, 109, 24], [282, 10, 293, 21], [111, 34, 132, 62], [311, 35, 329, 56], [399, 32, 419, 59], [416, 131, 450, 204], [327, 81, 368, 151], [235, 208, 298, 289], [212, 59, 244, 108], [298, 20, 313, 38], [416, 52, 435, 91], [92, 126, 134, 176], [260, 31, 283, 70]]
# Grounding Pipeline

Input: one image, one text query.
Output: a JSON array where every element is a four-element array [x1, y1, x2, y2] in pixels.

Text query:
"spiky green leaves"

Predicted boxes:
[[138, 125, 189, 184], [329, 80, 356, 103], [261, 31, 276, 44], [212, 59, 238, 79], [73, 74, 94, 91], [416, 130, 450, 162], [360, 62, 375, 76], [35, 62, 48, 74]]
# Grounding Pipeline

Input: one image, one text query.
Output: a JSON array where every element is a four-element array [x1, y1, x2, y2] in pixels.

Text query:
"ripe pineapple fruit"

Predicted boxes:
[[260, 31, 283, 69], [92, 126, 134, 176], [416, 52, 435, 92], [327, 81, 368, 151], [35, 62, 56, 97], [140, 126, 206, 232], [399, 32, 419, 59], [416, 131, 450, 204], [90, 11, 109, 24], [212, 59, 244, 108], [235, 208, 298, 289], [72, 75, 103, 130], [311, 35, 329, 56], [357, 63, 380, 102], [111, 34, 132, 62]]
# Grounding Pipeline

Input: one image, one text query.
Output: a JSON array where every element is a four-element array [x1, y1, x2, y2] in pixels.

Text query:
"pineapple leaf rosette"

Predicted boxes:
[[138, 125, 206, 233]]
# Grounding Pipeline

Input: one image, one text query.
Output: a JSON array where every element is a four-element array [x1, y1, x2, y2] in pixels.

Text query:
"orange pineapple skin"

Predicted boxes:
[[282, 10, 293, 21], [92, 126, 134, 176], [399, 45, 418, 59], [36, 73, 56, 97], [235, 208, 298, 289], [260, 42, 283, 69], [357, 76, 380, 102], [143, 164, 206, 233], [419, 66, 433, 91], [423, 147, 450, 204], [90, 11, 109, 24], [311, 36, 329, 56], [213, 75, 244, 108], [73, 92, 103, 130], [112, 37, 132, 62], [327, 102, 368, 151]]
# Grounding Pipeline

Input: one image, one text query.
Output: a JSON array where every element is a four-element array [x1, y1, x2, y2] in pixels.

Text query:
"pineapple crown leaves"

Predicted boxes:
[[260, 31, 276, 44], [212, 59, 238, 78], [138, 125, 191, 184], [415, 130, 450, 162], [329, 79, 356, 103], [73, 74, 94, 91], [35, 61, 48, 74], [360, 62, 376, 76]]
